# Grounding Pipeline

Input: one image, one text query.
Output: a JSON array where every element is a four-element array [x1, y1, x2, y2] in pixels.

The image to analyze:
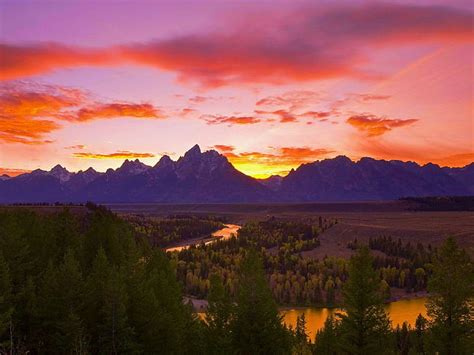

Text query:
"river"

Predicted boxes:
[[166, 224, 241, 252], [282, 297, 428, 341]]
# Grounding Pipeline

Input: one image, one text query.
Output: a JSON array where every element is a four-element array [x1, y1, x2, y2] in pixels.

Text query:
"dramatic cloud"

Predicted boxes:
[[70, 103, 161, 122], [0, 82, 162, 144], [203, 115, 261, 125], [1, 3, 472, 86], [0, 168, 31, 177], [0, 44, 119, 81], [346, 114, 418, 136], [213, 144, 235, 152], [73, 151, 155, 159], [214, 145, 334, 177]]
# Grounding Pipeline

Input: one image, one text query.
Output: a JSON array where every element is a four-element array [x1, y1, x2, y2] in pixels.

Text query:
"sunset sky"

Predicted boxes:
[[0, 0, 473, 178]]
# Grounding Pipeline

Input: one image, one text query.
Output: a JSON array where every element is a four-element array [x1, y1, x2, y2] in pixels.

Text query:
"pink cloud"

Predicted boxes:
[[347, 114, 419, 136], [0, 3, 472, 87]]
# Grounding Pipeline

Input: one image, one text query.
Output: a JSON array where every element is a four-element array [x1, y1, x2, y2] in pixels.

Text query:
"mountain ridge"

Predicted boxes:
[[0, 145, 472, 203]]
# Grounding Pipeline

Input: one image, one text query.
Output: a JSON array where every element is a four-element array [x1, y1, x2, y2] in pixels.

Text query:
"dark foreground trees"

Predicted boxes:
[[0, 208, 205, 354], [0, 208, 295, 354], [316, 247, 392, 354], [426, 237, 474, 354], [315, 239, 474, 355], [231, 250, 293, 354]]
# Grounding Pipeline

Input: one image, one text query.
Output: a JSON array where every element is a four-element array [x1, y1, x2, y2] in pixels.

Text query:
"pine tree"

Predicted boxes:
[[86, 249, 136, 353], [231, 250, 292, 354], [129, 250, 205, 354], [206, 274, 233, 354], [55, 250, 87, 353], [414, 314, 427, 354], [99, 267, 136, 354], [337, 247, 391, 354], [38, 250, 87, 352], [293, 313, 312, 354], [313, 315, 340, 355], [426, 237, 474, 354], [395, 322, 411, 355], [0, 254, 13, 353], [15, 276, 40, 352], [295, 313, 308, 343]]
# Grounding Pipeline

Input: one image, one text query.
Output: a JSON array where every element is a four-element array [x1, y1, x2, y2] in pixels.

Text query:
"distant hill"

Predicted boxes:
[[276, 156, 474, 201], [0, 145, 472, 203]]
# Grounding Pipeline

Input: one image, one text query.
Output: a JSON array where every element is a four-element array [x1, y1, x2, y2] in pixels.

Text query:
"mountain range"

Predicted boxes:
[[1, 145, 473, 203]]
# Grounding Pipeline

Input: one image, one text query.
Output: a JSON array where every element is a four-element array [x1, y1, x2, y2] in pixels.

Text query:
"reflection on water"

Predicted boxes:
[[166, 224, 241, 252], [282, 297, 428, 341]]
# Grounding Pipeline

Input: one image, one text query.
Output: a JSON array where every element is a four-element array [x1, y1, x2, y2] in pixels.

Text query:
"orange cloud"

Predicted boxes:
[[0, 168, 31, 177], [0, 116, 60, 145], [73, 151, 155, 159], [204, 115, 261, 125], [346, 114, 418, 136], [0, 82, 162, 144], [214, 145, 334, 177], [1, 4, 471, 86], [213, 145, 235, 152], [71, 103, 161, 122], [0, 44, 119, 81]]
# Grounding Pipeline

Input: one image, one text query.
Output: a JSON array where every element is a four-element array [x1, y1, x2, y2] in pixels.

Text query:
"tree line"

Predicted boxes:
[[173, 220, 437, 306], [125, 214, 223, 247]]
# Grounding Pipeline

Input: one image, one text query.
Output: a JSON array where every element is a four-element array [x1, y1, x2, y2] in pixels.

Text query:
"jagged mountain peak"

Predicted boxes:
[[117, 159, 149, 175], [325, 155, 352, 165], [183, 144, 202, 158], [84, 167, 97, 173], [49, 164, 72, 182], [154, 154, 173, 168], [50, 164, 67, 171]]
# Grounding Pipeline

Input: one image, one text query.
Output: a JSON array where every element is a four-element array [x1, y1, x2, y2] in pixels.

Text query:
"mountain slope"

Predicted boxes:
[[0, 147, 472, 203], [277, 156, 468, 201]]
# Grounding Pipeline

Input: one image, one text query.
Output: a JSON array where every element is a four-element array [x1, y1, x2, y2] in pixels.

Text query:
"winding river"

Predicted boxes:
[[282, 297, 428, 341], [166, 224, 241, 252]]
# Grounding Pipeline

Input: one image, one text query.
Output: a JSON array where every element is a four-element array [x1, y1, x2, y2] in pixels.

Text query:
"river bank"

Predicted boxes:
[[165, 224, 241, 252], [193, 297, 429, 341], [282, 297, 428, 340]]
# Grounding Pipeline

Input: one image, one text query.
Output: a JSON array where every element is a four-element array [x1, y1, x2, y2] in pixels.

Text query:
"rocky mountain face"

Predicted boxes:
[[276, 156, 471, 201], [0, 145, 272, 203], [0, 146, 472, 203]]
